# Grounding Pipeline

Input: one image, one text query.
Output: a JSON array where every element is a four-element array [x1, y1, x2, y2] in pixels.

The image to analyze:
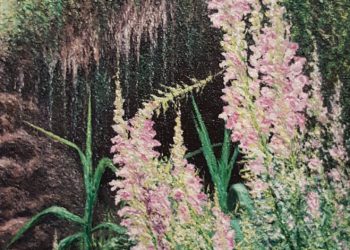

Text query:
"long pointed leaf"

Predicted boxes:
[[218, 160, 230, 192], [191, 97, 218, 177], [220, 129, 231, 166], [184, 143, 222, 159], [92, 158, 116, 205], [24, 122, 86, 166], [58, 233, 83, 250], [92, 222, 126, 234], [220, 144, 239, 191], [24, 121, 90, 192], [7, 206, 84, 248], [228, 144, 239, 170]]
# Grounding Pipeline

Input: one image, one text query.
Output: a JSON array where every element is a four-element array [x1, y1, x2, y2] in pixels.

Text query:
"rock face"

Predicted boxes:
[[0, 93, 84, 250]]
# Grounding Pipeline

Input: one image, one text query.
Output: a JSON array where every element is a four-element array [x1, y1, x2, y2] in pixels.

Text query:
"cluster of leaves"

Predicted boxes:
[[192, 97, 240, 213], [0, 0, 65, 47], [7, 97, 129, 250], [192, 97, 253, 243], [90, 210, 134, 250]]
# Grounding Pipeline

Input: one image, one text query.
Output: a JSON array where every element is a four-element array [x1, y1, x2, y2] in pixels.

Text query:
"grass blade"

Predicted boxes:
[[220, 144, 239, 191], [228, 144, 239, 170], [219, 129, 234, 190], [220, 129, 231, 166], [92, 222, 127, 234], [7, 206, 84, 248], [184, 143, 222, 159], [24, 121, 86, 165], [191, 96, 218, 178], [24, 121, 90, 193], [58, 233, 83, 250]]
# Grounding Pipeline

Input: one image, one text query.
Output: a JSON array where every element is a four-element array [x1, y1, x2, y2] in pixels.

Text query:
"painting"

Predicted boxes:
[[0, 0, 349, 249]]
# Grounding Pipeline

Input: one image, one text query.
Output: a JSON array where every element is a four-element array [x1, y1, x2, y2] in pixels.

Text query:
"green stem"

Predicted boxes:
[[218, 186, 229, 213], [83, 178, 94, 250], [83, 94, 94, 250]]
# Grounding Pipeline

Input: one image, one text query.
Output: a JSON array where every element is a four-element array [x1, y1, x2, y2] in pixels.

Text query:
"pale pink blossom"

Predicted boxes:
[[249, 180, 269, 198], [111, 105, 234, 248], [212, 207, 235, 249], [308, 157, 322, 173], [328, 169, 341, 182], [247, 157, 265, 175], [307, 191, 321, 218], [210, 0, 310, 161]]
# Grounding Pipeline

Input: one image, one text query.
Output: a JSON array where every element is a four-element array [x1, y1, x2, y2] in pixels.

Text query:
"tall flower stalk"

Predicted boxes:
[[110, 76, 235, 249], [209, 0, 350, 249]]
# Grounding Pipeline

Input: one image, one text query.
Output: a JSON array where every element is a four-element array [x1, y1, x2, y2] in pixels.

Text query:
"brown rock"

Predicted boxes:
[[0, 93, 84, 250]]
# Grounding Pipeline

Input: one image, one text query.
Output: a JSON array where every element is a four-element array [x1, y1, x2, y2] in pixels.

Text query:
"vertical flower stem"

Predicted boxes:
[[241, 75, 296, 249]]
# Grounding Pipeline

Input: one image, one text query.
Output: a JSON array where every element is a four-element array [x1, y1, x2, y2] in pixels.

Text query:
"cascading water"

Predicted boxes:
[[44, 52, 58, 131], [0, 0, 223, 171]]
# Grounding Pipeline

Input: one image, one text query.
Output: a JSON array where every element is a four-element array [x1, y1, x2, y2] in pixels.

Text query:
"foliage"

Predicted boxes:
[[7, 97, 126, 250], [192, 96, 255, 244], [0, 0, 65, 46], [191, 96, 239, 213], [2, 0, 350, 249], [110, 77, 235, 249], [91, 210, 134, 250], [209, 0, 350, 249]]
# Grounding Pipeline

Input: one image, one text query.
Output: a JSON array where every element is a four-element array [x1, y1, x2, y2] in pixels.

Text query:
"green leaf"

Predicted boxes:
[[92, 222, 127, 235], [24, 121, 90, 193], [219, 130, 236, 192], [220, 129, 231, 166], [228, 183, 254, 215], [228, 144, 239, 170], [92, 158, 116, 205], [58, 233, 83, 250], [218, 159, 230, 191], [231, 217, 244, 243], [7, 206, 84, 248], [191, 96, 218, 179], [24, 121, 86, 166], [184, 143, 222, 159]]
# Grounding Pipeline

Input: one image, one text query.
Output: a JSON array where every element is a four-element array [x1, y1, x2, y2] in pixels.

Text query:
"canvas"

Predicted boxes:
[[0, 1, 349, 249]]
